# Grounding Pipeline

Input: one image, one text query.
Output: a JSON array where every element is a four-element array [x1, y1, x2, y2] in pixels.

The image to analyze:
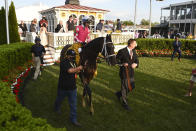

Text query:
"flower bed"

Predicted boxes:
[[136, 49, 195, 58]]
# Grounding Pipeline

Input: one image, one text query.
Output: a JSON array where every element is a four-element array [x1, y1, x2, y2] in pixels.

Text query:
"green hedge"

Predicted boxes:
[[0, 81, 66, 130], [136, 39, 196, 54], [0, 43, 33, 79]]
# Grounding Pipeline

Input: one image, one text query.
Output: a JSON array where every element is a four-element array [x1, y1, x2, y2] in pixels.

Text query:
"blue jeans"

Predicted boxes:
[[171, 50, 181, 60], [54, 88, 77, 123]]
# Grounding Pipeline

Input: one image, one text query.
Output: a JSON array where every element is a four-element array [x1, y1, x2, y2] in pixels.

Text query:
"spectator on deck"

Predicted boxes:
[[67, 16, 75, 32], [19, 20, 27, 37], [55, 20, 65, 33], [96, 20, 104, 32]]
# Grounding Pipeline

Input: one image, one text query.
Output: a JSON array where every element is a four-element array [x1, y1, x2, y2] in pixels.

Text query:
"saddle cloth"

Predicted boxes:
[[68, 43, 82, 65]]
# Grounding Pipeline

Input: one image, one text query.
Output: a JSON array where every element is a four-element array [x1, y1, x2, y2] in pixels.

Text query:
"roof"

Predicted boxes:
[[41, 4, 109, 13], [162, 0, 196, 10]]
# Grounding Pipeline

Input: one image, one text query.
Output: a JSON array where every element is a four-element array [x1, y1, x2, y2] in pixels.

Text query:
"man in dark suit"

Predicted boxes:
[[115, 39, 139, 111], [171, 36, 182, 61]]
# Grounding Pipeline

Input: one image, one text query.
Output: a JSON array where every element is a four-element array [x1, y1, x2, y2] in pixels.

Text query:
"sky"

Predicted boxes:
[[0, 0, 190, 23]]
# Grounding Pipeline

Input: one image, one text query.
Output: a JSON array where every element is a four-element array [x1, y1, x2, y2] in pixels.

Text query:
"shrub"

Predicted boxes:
[[0, 7, 7, 45], [0, 42, 33, 79], [136, 38, 196, 54], [8, 1, 20, 43], [0, 81, 66, 130]]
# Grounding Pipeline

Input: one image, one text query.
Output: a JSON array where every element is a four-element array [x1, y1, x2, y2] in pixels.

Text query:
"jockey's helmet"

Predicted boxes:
[[82, 16, 91, 24]]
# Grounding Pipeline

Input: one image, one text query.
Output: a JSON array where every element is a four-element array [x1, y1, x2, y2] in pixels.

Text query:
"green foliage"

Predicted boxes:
[[0, 81, 66, 130], [136, 38, 196, 54], [0, 42, 33, 79], [122, 20, 134, 26], [140, 19, 149, 25], [0, 7, 7, 45], [8, 1, 20, 43], [152, 22, 160, 27]]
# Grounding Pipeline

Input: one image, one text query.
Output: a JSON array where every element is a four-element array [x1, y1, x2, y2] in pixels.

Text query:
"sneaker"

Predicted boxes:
[[72, 121, 82, 127], [123, 104, 131, 111]]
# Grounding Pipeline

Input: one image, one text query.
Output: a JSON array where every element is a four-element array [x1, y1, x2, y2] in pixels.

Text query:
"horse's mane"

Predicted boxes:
[[83, 37, 104, 56]]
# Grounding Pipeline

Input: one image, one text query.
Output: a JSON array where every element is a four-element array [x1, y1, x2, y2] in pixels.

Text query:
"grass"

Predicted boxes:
[[23, 57, 196, 131]]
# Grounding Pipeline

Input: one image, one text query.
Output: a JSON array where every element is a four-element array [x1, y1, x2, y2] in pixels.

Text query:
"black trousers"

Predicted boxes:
[[116, 78, 135, 105]]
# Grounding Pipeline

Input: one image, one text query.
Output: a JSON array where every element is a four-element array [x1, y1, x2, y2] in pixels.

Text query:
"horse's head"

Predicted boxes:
[[101, 34, 116, 66]]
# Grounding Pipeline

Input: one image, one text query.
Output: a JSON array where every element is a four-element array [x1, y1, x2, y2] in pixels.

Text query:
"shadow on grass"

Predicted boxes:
[[23, 64, 196, 131]]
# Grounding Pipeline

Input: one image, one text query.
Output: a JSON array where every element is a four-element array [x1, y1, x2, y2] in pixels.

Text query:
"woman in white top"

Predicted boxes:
[[39, 23, 48, 46]]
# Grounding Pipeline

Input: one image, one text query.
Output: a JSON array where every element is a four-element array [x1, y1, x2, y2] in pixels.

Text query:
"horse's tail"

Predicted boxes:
[[60, 44, 72, 62]]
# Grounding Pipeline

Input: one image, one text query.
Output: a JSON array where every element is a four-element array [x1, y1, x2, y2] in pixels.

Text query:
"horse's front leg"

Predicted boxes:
[[84, 84, 94, 115], [82, 86, 87, 108]]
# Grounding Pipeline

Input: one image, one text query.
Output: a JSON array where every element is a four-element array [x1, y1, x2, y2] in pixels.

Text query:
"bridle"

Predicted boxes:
[[101, 37, 116, 59]]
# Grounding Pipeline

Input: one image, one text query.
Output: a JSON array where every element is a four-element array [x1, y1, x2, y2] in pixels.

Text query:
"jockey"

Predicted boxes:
[[74, 16, 91, 45]]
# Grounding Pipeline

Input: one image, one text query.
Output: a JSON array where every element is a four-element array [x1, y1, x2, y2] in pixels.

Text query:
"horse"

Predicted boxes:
[[60, 34, 116, 115]]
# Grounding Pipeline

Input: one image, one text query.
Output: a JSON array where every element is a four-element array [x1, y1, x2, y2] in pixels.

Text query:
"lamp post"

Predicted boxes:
[[5, 0, 10, 44], [149, 0, 152, 36], [149, 0, 164, 37], [133, 0, 138, 38]]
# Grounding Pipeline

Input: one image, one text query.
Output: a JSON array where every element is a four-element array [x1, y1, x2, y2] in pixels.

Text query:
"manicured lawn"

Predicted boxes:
[[24, 57, 196, 131]]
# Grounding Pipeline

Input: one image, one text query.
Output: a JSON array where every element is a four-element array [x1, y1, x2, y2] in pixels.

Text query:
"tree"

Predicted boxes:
[[122, 20, 134, 26], [0, 7, 7, 45], [140, 19, 149, 25], [8, 1, 20, 43], [152, 22, 160, 27]]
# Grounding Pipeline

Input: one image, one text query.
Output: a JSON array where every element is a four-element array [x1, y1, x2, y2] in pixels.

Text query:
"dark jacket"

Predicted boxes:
[[19, 23, 27, 32], [31, 43, 46, 57], [173, 41, 182, 51], [116, 47, 139, 79], [67, 20, 74, 31], [30, 24, 36, 32], [55, 24, 64, 33], [116, 22, 122, 31], [96, 23, 103, 31], [58, 59, 77, 90]]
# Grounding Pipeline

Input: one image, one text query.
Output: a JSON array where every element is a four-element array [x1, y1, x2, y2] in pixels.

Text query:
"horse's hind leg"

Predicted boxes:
[[82, 88, 87, 107], [85, 84, 94, 115]]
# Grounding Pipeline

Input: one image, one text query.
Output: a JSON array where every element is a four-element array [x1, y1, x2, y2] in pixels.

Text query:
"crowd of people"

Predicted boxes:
[[151, 31, 196, 40]]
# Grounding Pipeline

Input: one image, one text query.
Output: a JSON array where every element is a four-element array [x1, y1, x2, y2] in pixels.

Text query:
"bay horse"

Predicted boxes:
[[60, 34, 116, 115]]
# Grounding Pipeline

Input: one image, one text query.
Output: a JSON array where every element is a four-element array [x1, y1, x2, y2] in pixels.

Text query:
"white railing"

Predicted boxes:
[[26, 32, 134, 47]]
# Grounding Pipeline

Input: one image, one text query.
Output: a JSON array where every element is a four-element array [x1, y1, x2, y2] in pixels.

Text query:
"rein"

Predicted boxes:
[[100, 37, 116, 59], [125, 66, 132, 92]]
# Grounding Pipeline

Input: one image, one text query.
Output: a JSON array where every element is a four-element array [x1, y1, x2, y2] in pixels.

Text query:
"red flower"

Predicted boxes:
[[13, 89, 19, 95], [24, 72, 28, 77], [14, 83, 20, 89], [15, 96, 20, 103], [17, 78, 22, 83]]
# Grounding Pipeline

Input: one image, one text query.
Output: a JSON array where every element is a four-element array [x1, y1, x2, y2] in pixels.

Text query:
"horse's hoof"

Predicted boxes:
[[90, 106, 94, 115], [82, 100, 86, 108], [82, 98, 86, 108], [90, 111, 94, 116]]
